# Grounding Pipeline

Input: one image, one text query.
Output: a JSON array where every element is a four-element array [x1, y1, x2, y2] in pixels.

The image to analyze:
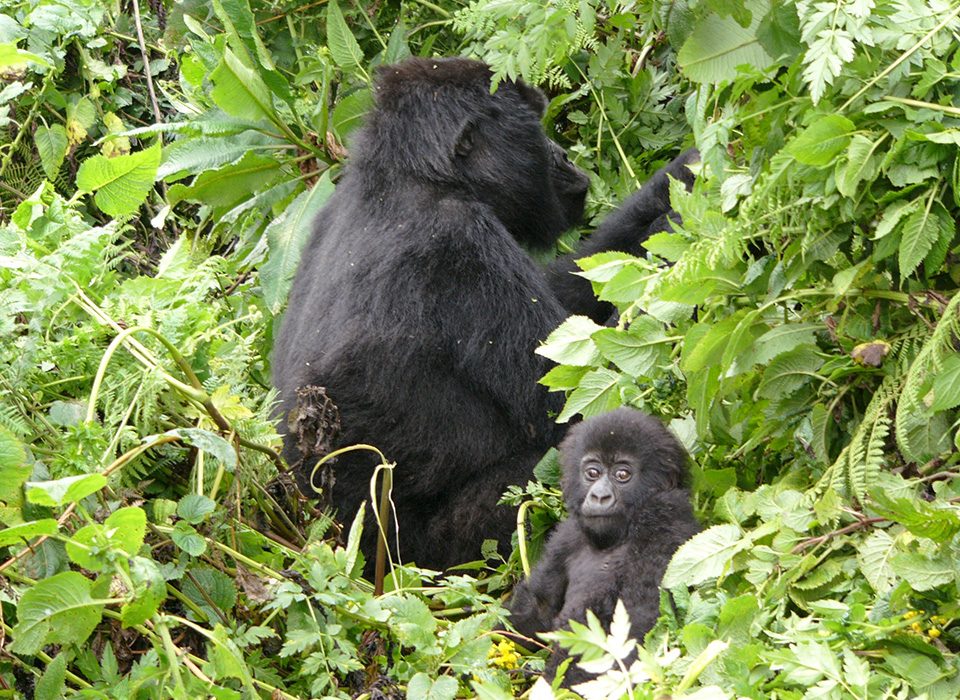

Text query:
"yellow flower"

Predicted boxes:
[[928, 628, 941, 639], [488, 640, 519, 669]]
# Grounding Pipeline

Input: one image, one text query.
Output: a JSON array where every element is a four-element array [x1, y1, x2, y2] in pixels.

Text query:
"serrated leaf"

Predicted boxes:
[[76, 143, 161, 217], [556, 367, 622, 422], [836, 133, 884, 198], [35, 124, 68, 180], [889, 552, 954, 591], [857, 530, 897, 594], [757, 345, 823, 399], [177, 494, 216, 523], [327, 0, 366, 73], [331, 88, 373, 143], [261, 173, 336, 313], [539, 364, 589, 391], [158, 133, 274, 182], [121, 556, 166, 627], [899, 201, 949, 278], [592, 317, 667, 377], [787, 115, 855, 167], [210, 48, 276, 122], [662, 524, 746, 588], [677, 0, 773, 84], [535, 316, 603, 366], [0, 43, 49, 68], [35, 652, 67, 700], [171, 521, 207, 556], [387, 595, 439, 652], [181, 566, 237, 621], [10, 572, 105, 655], [407, 673, 458, 700]]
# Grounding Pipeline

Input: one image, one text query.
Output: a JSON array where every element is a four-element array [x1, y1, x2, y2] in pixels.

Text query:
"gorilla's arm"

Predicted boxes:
[[546, 149, 699, 323], [508, 521, 578, 640]]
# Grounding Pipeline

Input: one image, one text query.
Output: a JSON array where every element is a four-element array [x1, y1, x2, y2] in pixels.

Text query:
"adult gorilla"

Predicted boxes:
[[273, 57, 694, 570]]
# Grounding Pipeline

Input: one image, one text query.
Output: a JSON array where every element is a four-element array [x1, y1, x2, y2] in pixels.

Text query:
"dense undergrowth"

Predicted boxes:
[[1, 0, 960, 697]]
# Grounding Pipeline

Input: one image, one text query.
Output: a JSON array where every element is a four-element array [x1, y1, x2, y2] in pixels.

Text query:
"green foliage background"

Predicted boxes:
[[1, 0, 960, 697]]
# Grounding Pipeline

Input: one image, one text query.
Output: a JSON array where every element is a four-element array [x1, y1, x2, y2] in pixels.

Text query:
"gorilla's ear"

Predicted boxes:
[[517, 82, 547, 117], [453, 117, 478, 158]]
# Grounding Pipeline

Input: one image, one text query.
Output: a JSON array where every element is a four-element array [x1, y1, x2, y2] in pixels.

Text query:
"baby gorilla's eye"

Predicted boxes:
[[614, 468, 632, 482], [584, 466, 601, 480]]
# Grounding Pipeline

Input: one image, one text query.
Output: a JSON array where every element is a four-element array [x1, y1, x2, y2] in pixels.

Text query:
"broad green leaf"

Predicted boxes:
[[327, 0, 366, 74], [10, 572, 105, 655], [158, 133, 275, 182], [35, 124, 68, 180], [662, 524, 746, 587], [889, 552, 954, 591], [171, 521, 207, 556], [383, 20, 411, 64], [105, 506, 147, 555], [166, 428, 237, 473], [0, 425, 29, 509], [592, 316, 668, 377], [386, 595, 439, 653], [76, 143, 161, 217], [48, 400, 85, 427], [177, 494, 216, 524], [331, 88, 373, 143], [535, 316, 603, 366], [574, 252, 636, 283], [407, 673, 458, 700], [205, 624, 256, 690], [928, 355, 960, 411], [751, 323, 820, 365], [261, 173, 336, 313], [681, 314, 742, 374], [556, 367, 622, 422], [0, 519, 58, 546], [857, 529, 897, 594], [26, 473, 108, 507], [757, 345, 823, 399], [182, 566, 237, 621], [786, 115, 855, 167], [0, 43, 49, 68], [677, 0, 773, 84], [899, 201, 950, 278], [539, 364, 589, 391], [836, 133, 884, 198], [874, 199, 919, 239], [597, 265, 647, 303], [166, 152, 282, 212], [35, 652, 67, 700], [210, 48, 276, 123]]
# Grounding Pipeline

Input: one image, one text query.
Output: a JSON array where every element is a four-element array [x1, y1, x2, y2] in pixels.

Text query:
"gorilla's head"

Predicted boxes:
[[355, 57, 589, 249], [559, 408, 688, 547]]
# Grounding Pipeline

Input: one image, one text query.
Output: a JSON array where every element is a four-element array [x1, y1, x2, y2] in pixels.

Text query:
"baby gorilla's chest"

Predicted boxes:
[[556, 544, 628, 626]]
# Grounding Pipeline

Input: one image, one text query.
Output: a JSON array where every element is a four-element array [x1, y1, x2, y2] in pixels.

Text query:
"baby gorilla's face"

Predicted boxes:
[[575, 450, 639, 546]]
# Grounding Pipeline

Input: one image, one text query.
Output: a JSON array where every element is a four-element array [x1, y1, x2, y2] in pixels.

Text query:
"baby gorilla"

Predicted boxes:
[[508, 408, 699, 682]]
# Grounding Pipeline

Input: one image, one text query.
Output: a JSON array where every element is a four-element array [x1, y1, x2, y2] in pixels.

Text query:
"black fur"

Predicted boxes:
[[508, 408, 700, 682], [272, 56, 691, 571]]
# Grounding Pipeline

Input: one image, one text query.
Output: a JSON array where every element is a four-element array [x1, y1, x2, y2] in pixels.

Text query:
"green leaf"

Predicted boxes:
[[10, 572, 105, 655], [121, 556, 166, 627], [899, 201, 950, 278], [0, 43, 49, 68], [597, 265, 647, 303], [836, 133, 884, 198], [387, 595, 439, 653], [182, 566, 237, 621], [757, 345, 823, 399], [166, 428, 237, 473], [857, 530, 897, 594], [535, 316, 603, 366], [0, 519, 58, 547], [35, 124, 68, 180], [662, 524, 746, 588], [158, 133, 275, 182], [48, 400, 85, 427], [407, 673, 458, 700], [177, 494, 216, 524], [592, 316, 668, 377], [331, 88, 374, 143], [889, 552, 954, 591], [26, 473, 108, 507], [327, 0, 366, 74], [261, 173, 337, 313], [928, 355, 960, 412], [0, 425, 29, 508], [383, 20, 411, 64], [539, 364, 589, 391], [786, 115, 855, 167], [171, 521, 207, 556], [556, 367, 622, 422], [76, 143, 161, 217], [166, 152, 282, 211], [105, 506, 147, 555], [35, 652, 67, 700], [677, 0, 773, 84], [210, 48, 276, 123]]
